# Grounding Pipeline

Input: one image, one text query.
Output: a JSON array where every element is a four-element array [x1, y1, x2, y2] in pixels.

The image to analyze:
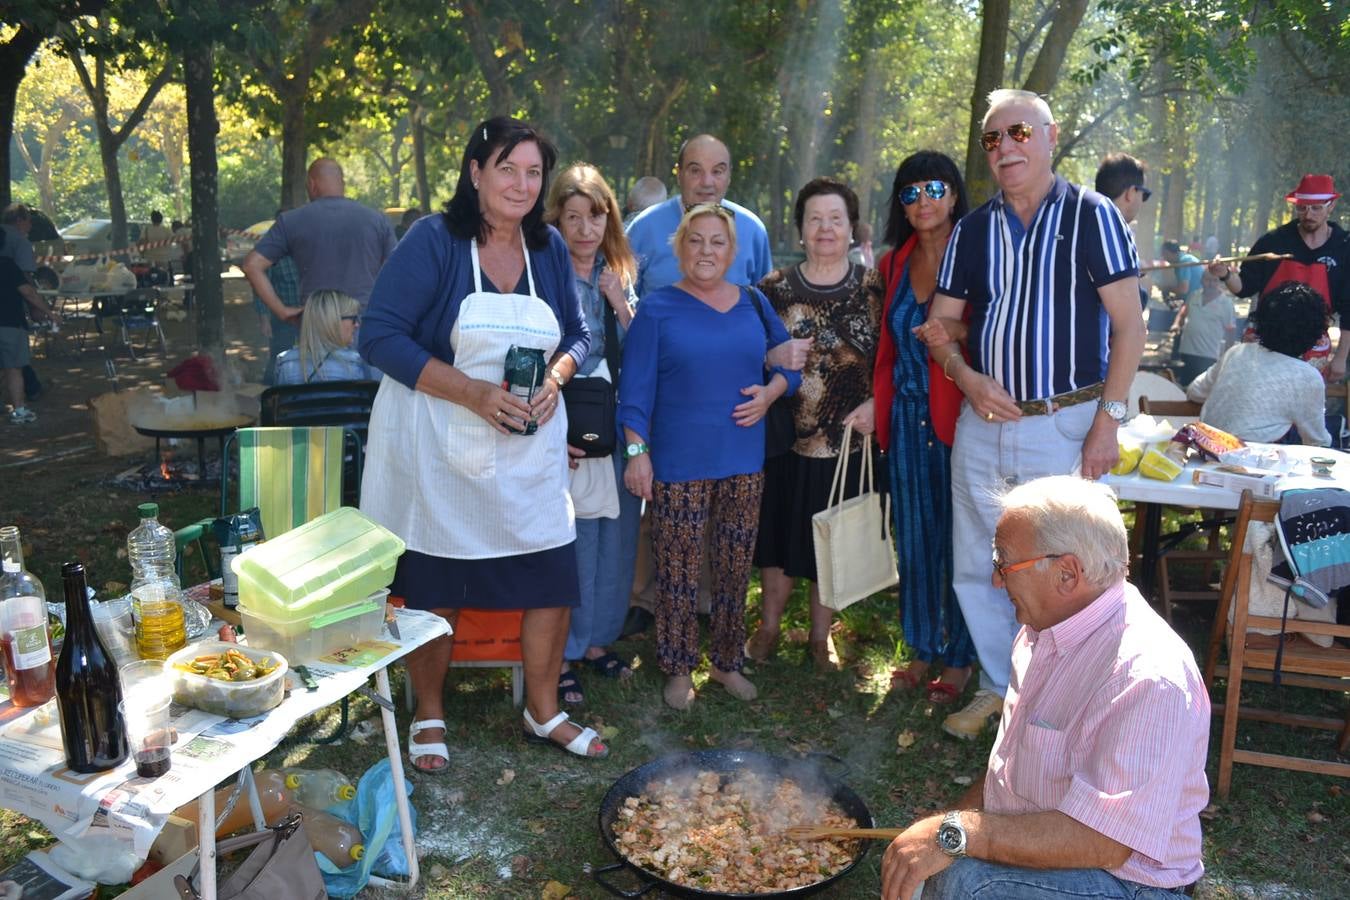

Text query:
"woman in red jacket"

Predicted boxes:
[[873, 151, 974, 704]]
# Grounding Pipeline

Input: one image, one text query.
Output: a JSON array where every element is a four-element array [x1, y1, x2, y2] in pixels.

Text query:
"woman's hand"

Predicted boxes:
[[529, 373, 563, 426], [766, 338, 813, 370], [842, 399, 875, 435], [913, 316, 964, 348], [733, 381, 783, 427], [566, 444, 586, 470], [958, 370, 1022, 423], [624, 453, 653, 500], [465, 379, 531, 434]]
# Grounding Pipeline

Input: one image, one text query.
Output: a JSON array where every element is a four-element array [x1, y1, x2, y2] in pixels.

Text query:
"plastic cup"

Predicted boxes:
[[92, 597, 137, 667], [119, 694, 173, 778]]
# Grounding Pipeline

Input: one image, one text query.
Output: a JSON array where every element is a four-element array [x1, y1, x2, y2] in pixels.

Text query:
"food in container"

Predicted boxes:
[[166, 640, 287, 718]]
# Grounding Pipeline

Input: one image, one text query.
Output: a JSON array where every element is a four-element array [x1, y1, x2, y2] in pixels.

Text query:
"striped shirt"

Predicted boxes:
[[984, 580, 1209, 889], [938, 176, 1139, 402]]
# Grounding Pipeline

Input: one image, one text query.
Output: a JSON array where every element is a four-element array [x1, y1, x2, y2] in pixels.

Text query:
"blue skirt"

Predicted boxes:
[[390, 544, 580, 611]]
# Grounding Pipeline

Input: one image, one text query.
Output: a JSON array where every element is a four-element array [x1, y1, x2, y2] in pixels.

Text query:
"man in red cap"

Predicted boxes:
[[1209, 174, 1350, 379]]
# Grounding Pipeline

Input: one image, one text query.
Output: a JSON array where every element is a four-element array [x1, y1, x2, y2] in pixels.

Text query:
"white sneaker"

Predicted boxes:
[[942, 689, 1004, 740], [8, 407, 36, 424]]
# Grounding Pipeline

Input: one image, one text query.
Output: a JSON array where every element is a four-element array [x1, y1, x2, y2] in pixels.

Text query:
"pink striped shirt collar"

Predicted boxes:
[[1027, 579, 1126, 655]]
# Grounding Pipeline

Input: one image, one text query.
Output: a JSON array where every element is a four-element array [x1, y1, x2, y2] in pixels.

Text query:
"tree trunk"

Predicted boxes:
[[458, 0, 516, 116], [1215, 135, 1241, 256], [963, 0, 1011, 205], [278, 80, 309, 211], [852, 56, 882, 230], [1021, 0, 1089, 95], [185, 42, 223, 354], [412, 108, 430, 212], [0, 26, 42, 211]]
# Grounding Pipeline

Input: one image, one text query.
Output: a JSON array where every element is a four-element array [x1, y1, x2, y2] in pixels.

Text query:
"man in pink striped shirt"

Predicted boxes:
[[882, 476, 1210, 899]]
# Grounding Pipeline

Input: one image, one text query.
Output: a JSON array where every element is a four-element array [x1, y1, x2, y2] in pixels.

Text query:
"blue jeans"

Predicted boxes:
[[565, 452, 642, 660], [926, 858, 1190, 898], [950, 400, 1097, 694]]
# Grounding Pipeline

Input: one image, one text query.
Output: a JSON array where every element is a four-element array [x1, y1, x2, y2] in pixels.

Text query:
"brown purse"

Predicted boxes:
[[174, 812, 327, 900]]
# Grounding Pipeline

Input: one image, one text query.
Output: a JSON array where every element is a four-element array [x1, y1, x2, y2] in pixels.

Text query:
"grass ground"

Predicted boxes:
[[0, 288, 1346, 898]]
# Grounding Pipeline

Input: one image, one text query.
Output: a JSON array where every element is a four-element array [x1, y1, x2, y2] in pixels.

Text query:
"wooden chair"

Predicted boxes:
[[1136, 396, 1221, 622], [1204, 491, 1350, 798]]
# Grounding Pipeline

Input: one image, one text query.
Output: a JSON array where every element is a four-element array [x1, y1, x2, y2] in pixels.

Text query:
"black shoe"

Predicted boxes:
[[620, 606, 654, 638]]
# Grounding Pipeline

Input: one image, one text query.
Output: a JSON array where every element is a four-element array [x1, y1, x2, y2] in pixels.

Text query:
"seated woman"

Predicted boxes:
[[274, 289, 379, 385], [1186, 281, 1331, 445]]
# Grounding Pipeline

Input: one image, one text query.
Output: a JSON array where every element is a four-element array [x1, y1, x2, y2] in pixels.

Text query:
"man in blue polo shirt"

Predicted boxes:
[[919, 89, 1146, 740]]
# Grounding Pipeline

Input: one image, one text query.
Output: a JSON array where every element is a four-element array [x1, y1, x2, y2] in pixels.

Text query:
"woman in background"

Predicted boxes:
[[274, 289, 379, 384], [543, 163, 640, 705], [874, 151, 976, 704]]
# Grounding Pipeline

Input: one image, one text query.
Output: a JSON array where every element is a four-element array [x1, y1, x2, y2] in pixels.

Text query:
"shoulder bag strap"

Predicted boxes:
[[746, 285, 772, 342], [603, 299, 621, 386]]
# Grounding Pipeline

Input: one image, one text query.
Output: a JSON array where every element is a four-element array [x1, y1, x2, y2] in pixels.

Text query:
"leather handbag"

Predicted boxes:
[[174, 812, 328, 900], [746, 287, 797, 458], [813, 424, 898, 611], [563, 299, 620, 458]]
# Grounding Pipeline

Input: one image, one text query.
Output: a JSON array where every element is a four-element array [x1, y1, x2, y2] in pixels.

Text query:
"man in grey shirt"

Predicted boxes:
[[243, 158, 396, 322]]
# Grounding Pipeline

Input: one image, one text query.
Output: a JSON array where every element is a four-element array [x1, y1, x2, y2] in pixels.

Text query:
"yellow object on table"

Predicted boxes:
[[1139, 443, 1184, 481], [1111, 443, 1143, 476]]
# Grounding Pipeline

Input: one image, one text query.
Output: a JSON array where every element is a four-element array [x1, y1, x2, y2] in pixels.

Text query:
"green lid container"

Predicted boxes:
[[233, 507, 405, 622]]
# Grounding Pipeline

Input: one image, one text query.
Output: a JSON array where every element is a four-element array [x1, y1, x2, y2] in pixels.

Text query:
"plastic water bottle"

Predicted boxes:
[[127, 503, 185, 659], [282, 767, 357, 811], [289, 804, 365, 867]]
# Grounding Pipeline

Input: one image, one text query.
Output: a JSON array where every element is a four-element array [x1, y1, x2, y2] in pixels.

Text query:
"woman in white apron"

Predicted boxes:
[[359, 118, 606, 771]]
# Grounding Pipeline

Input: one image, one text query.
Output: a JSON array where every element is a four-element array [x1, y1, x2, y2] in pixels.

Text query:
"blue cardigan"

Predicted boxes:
[[618, 285, 800, 483], [359, 214, 590, 389]]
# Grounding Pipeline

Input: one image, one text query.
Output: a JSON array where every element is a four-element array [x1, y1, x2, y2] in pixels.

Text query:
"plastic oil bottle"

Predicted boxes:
[[282, 767, 357, 811], [290, 804, 365, 867], [127, 503, 186, 660], [173, 769, 292, 838]]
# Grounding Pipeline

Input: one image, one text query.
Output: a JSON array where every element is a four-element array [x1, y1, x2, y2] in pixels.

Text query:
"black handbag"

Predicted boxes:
[[563, 298, 620, 458], [747, 287, 797, 458]]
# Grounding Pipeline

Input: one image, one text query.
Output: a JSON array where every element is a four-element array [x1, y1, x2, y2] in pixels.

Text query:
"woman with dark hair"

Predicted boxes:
[[543, 163, 640, 703], [1186, 281, 1331, 444], [873, 151, 977, 703], [359, 117, 604, 771], [745, 177, 884, 672]]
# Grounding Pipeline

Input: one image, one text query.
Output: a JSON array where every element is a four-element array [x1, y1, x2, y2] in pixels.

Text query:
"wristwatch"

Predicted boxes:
[[549, 366, 567, 390], [623, 442, 649, 459], [1097, 399, 1128, 424], [936, 811, 968, 858]]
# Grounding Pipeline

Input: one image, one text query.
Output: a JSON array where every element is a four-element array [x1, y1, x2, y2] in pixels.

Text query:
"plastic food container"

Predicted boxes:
[[233, 508, 404, 623], [166, 640, 288, 719], [239, 589, 388, 663]]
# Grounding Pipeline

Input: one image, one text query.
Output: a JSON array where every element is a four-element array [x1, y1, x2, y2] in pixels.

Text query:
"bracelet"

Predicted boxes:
[[942, 354, 960, 382]]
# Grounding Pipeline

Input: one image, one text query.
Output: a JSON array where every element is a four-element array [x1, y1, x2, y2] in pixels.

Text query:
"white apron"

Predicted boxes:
[[361, 238, 574, 558]]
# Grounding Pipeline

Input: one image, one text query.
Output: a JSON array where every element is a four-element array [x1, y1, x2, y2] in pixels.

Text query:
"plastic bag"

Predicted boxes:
[[315, 757, 416, 897]]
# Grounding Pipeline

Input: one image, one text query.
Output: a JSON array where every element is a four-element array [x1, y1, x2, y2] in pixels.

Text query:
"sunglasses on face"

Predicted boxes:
[[1136, 185, 1153, 202], [979, 122, 1047, 153], [1295, 203, 1328, 214], [900, 181, 948, 205], [341, 315, 360, 323]]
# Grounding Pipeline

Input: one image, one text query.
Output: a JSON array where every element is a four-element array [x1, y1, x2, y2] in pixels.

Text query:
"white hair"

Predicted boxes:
[[628, 176, 667, 213], [983, 89, 1055, 130], [999, 476, 1127, 587]]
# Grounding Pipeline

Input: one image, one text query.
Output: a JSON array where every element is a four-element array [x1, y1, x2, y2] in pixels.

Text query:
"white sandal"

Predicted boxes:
[[408, 718, 450, 775], [523, 709, 608, 759]]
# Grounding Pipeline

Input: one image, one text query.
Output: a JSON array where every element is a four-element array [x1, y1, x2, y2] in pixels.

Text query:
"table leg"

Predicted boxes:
[[198, 786, 217, 900], [375, 666, 420, 890], [1139, 502, 1162, 599], [197, 437, 207, 478]]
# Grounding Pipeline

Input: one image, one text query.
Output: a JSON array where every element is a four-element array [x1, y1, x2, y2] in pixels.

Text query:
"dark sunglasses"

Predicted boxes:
[[900, 181, 948, 205], [979, 122, 1046, 152], [1136, 185, 1153, 202], [341, 314, 361, 323]]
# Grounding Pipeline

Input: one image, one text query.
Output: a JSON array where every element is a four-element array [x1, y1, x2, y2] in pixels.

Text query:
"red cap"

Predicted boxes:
[[1286, 174, 1340, 204]]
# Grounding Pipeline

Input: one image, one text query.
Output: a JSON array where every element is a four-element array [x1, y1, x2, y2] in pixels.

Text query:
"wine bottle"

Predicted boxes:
[[55, 562, 128, 773], [0, 526, 55, 708]]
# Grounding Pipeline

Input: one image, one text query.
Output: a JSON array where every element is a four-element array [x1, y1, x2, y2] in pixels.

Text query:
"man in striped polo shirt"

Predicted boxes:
[[920, 89, 1145, 740]]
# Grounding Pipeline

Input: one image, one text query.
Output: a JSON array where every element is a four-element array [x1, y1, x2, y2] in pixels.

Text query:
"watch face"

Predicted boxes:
[[626, 443, 641, 457], [937, 824, 962, 852]]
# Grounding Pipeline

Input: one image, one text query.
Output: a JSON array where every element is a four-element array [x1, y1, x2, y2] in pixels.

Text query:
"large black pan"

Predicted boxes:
[[593, 750, 875, 898]]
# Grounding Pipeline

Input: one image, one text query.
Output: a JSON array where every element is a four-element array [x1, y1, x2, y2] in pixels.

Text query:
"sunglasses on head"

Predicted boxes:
[[900, 181, 948, 205], [979, 122, 1047, 153]]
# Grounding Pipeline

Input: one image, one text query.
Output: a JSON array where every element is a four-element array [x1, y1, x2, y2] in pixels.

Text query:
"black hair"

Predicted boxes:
[[1161, 239, 1181, 254], [793, 177, 859, 236], [883, 151, 969, 248], [1094, 153, 1145, 200], [1252, 281, 1328, 358], [443, 116, 559, 251], [151, 210, 163, 224]]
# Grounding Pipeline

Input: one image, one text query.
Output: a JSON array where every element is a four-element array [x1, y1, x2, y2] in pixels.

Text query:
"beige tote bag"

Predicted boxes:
[[813, 424, 898, 611]]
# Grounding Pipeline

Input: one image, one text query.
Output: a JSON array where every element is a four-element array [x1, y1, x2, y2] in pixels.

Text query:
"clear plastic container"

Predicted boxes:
[[166, 640, 287, 719], [233, 508, 403, 623], [127, 503, 186, 660], [239, 590, 387, 663]]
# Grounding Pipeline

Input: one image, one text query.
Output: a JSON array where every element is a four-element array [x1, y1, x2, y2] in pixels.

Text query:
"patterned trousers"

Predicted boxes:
[[651, 473, 764, 676]]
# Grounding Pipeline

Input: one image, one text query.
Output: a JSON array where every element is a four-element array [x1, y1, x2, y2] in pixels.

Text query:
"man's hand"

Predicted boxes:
[[881, 814, 954, 900], [766, 338, 812, 370], [957, 370, 1022, 423], [1080, 416, 1121, 480], [566, 444, 586, 470]]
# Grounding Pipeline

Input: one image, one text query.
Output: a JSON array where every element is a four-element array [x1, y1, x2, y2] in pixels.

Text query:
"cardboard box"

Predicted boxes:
[[1191, 467, 1281, 498]]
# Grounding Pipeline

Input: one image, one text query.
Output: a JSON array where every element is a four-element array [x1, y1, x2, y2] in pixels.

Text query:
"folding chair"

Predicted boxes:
[[259, 381, 379, 508], [1205, 491, 1350, 798], [112, 287, 168, 360]]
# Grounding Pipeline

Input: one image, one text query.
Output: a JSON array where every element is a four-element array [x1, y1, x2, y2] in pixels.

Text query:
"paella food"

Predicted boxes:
[[612, 769, 858, 893]]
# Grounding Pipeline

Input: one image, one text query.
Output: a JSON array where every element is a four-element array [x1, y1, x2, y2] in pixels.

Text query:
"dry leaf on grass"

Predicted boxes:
[[541, 881, 571, 900], [496, 768, 516, 786], [599, 724, 619, 741], [527, 819, 548, 834], [1307, 810, 1327, 825], [952, 775, 973, 786], [1199, 803, 1220, 822], [896, 730, 917, 750]]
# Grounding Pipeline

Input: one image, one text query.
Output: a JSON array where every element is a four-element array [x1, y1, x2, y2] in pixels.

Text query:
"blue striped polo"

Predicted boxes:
[[937, 175, 1139, 402]]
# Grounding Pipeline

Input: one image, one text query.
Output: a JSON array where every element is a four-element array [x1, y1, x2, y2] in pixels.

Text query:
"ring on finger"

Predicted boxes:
[[985, 411, 995, 421]]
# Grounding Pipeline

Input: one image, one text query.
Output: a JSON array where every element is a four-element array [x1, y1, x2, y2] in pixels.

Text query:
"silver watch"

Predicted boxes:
[[1097, 399, 1128, 423], [936, 811, 967, 858]]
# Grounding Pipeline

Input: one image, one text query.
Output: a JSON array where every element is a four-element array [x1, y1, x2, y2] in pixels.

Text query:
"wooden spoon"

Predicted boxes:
[[785, 826, 904, 842]]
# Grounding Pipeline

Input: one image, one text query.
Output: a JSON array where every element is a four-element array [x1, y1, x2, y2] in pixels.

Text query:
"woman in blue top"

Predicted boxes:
[[543, 163, 640, 706], [273, 289, 379, 385], [359, 117, 604, 771], [619, 203, 802, 710]]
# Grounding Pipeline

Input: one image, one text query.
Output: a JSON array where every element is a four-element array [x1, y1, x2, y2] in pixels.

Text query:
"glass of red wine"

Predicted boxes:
[[119, 695, 173, 778]]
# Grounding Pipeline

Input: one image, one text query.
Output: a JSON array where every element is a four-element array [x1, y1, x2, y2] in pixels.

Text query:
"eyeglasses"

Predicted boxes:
[[991, 552, 1064, 579], [341, 315, 361, 323], [979, 122, 1049, 153], [1294, 202, 1328, 214], [899, 181, 948, 205], [1136, 185, 1152, 202]]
